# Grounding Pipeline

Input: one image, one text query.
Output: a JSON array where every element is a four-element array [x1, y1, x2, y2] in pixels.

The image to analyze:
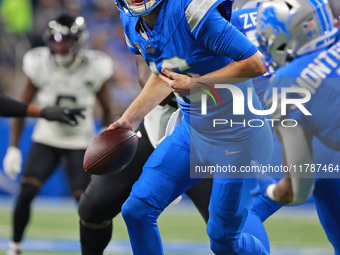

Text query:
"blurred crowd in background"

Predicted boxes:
[[0, 0, 140, 119]]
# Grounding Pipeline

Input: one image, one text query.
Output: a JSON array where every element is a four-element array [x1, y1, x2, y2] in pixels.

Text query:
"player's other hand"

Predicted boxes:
[[41, 107, 85, 126], [159, 68, 192, 93], [3, 146, 22, 180], [250, 160, 276, 197]]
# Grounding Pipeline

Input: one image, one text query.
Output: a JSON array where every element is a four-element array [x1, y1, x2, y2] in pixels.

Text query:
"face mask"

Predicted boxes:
[[127, 0, 157, 15]]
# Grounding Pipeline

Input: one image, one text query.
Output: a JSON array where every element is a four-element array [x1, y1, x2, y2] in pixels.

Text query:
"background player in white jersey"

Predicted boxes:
[[3, 14, 114, 255]]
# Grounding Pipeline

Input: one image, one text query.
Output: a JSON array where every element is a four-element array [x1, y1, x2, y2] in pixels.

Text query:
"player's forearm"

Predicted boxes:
[[26, 104, 42, 117], [270, 124, 314, 205], [10, 118, 25, 147], [201, 51, 266, 81], [10, 81, 35, 147], [121, 73, 172, 124]]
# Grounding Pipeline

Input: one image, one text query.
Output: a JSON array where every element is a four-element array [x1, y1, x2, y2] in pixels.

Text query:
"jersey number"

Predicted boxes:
[[56, 95, 77, 107], [149, 57, 190, 75]]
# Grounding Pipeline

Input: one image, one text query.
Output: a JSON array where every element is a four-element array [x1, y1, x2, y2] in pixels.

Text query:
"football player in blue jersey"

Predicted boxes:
[[109, 0, 274, 254], [78, 59, 213, 255], [230, 1, 340, 253], [256, 0, 339, 207], [251, 0, 340, 252], [229, 2, 281, 252], [231, 0, 268, 109]]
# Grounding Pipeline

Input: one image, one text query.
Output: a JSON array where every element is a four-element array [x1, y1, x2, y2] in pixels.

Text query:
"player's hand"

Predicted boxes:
[[3, 146, 22, 180], [159, 68, 192, 93], [108, 118, 135, 131], [250, 160, 276, 197], [41, 107, 85, 126]]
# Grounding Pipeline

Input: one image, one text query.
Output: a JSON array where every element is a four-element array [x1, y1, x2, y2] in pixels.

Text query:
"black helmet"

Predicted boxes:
[[44, 14, 88, 65]]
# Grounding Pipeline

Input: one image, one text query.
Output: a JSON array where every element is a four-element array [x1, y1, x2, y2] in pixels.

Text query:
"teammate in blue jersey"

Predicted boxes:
[[246, 138, 340, 254], [256, 0, 339, 205], [110, 0, 273, 254], [231, 1, 340, 253], [254, 0, 340, 251], [231, 0, 269, 109]]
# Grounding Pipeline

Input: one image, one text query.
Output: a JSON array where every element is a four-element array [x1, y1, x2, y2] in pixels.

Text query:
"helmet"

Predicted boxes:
[[328, 0, 340, 24], [257, 0, 338, 69], [233, 0, 262, 11], [114, 0, 163, 17], [44, 14, 89, 66]]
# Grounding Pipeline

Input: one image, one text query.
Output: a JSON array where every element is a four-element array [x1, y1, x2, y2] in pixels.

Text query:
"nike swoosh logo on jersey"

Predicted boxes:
[[225, 149, 241, 156]]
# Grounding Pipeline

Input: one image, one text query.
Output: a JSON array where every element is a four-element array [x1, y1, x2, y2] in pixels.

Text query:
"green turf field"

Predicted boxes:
[[0, 202, 333, 255]]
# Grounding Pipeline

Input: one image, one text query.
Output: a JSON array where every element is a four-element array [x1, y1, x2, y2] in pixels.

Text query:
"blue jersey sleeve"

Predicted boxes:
[[230, 12, 243, 34], [195, 8, 258, 61]]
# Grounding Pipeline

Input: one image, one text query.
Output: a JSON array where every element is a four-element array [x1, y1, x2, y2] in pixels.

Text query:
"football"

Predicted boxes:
[[83, 129, 138, 175]]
